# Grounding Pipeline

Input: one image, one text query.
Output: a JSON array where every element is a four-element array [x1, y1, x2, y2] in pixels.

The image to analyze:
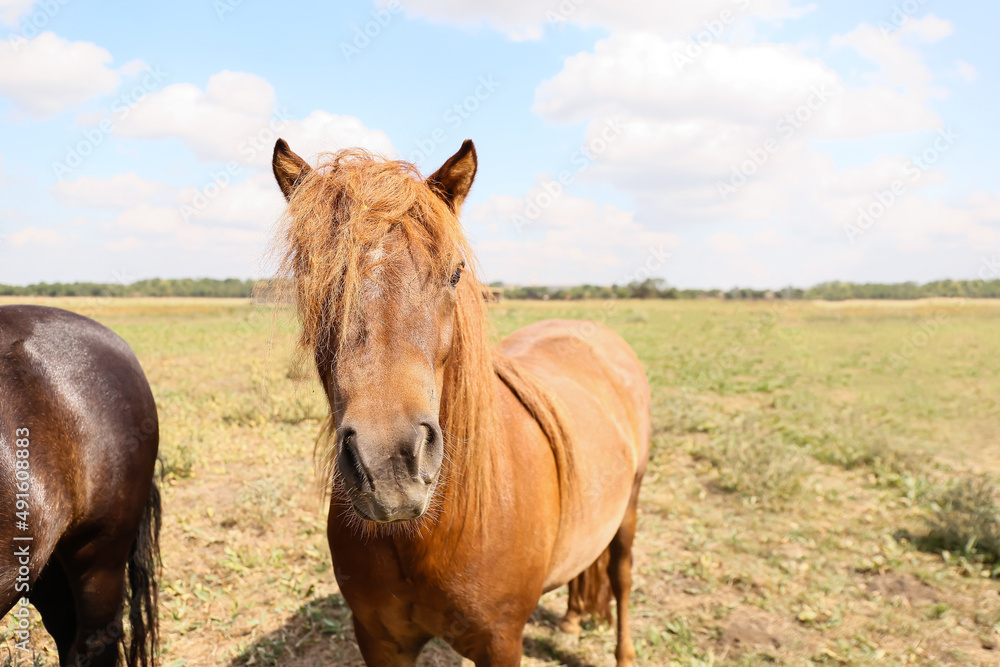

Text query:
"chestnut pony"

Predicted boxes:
[[271, 138, 650, 666], [0, 305, 160, 666]]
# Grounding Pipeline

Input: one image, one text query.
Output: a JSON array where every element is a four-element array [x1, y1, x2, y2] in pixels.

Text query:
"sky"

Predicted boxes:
[[0, 0, 997, 289]]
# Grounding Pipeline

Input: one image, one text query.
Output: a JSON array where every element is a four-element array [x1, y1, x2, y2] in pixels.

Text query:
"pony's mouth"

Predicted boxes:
[[350, 502, 378, 522], [347, 492, 429, 524]]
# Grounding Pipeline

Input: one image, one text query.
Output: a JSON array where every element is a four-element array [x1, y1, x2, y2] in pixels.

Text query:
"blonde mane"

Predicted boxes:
[[272, 149, 574, 526]]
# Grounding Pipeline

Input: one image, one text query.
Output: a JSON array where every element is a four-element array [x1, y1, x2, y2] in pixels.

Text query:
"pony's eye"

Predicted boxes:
[[449, 267, 463, 288]]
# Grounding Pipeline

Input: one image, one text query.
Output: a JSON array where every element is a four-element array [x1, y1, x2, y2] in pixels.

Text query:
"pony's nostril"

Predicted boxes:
[[340, 429, 369, 489], [415, 422, 441, 484], [420, 422, 441, 452]]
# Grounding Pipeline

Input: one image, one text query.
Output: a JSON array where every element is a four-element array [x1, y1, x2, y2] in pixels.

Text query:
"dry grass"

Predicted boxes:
[[3, 297, 1000, 665], [692, 420, 808, 502], [924, 474, 1000, 568]]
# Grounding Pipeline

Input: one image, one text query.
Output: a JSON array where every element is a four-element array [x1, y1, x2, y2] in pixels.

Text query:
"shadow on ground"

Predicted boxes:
[[229, 594, 598, 667], [228, 594, 359, 667]]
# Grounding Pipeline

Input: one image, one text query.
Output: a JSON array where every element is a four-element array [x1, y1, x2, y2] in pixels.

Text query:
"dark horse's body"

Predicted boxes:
[[0, 305, 160, 667]]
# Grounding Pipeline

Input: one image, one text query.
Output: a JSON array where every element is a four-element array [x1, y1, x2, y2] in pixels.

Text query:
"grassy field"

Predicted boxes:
[[3, 296, 1000, 666]]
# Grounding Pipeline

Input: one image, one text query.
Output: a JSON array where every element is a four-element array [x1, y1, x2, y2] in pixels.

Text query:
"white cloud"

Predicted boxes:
[[120, 59, 151, 77], [467, 178, 679, 284], [525, 31, 949, 235], [845, 190, 1000, 254], [105, 236, 142, 251], [113, 70, 395, 164], [708, 231, 745, 253], [955, 60, 978, 83], [6, 226, 68, 247], [831, 16, 951, 100], [384, 0, 813, 40], [751, 227, 784, 247], [509, 12, 994, 288], [177, 171, 285, 229], [279, 110, 397, 162], [0, 0, 33, 27], [114, 203, 181, 234], [111, 71, 275, 161], [73, 169, 287, 261], [0, 32, 121, 118], [52, 172, 168, 208], [646, 185, 1000, 289], [111, 203, 261, 248], [535, 34, 938, 138], [899, 13, 953, 43]]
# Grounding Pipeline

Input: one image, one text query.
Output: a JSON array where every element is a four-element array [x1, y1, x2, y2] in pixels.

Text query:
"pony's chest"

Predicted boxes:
[[333, 545, 467, 634]]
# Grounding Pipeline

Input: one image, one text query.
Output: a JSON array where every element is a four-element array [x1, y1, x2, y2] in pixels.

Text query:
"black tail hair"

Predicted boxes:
[[124, 481, 161, 666]]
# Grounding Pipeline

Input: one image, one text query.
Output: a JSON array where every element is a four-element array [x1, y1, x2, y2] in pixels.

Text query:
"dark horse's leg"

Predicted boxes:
[[607, 475, 643, 667], [60, 544, 131, 667], [31, 559, 78, 665]]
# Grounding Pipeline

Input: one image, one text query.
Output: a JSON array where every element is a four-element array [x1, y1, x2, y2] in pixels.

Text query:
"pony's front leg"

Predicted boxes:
[[462, 627, 524, 667], [353, 614, 428, 667]]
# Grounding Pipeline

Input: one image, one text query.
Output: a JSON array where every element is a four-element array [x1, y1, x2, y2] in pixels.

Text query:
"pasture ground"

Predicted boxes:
[[2, 296, 999, 666]]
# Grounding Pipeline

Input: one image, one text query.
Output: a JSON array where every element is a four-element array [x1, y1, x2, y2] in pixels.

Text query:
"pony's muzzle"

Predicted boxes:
[[336, 417, 443, 523]]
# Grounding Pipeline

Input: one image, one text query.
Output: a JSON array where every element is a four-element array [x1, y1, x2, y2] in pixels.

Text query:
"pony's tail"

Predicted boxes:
[[569, 547, 613, 625], [124, 481, 161, 667]]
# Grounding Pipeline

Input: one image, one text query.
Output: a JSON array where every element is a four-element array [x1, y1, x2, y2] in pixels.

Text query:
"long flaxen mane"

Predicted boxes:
[[272, 149, 575, 525]]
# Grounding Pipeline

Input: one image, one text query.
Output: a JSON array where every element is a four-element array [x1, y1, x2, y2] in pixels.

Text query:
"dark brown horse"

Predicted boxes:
[[0, 305, 160, 667], [272, 138, 650, 666]]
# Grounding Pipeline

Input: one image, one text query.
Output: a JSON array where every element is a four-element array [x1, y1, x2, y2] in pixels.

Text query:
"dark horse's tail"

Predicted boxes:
[[569, 547, 614, 625], [123, 482, 161, 667]]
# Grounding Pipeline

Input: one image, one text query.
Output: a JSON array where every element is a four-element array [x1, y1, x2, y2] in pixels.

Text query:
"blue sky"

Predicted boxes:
[[0, 0, 996, 289]]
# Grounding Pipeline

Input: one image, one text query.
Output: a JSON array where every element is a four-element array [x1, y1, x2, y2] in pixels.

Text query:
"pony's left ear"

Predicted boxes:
[[273, 138, 312, 201], [427, 139, 477, 212]]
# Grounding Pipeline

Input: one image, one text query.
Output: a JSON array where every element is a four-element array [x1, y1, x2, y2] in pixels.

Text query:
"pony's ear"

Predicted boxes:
[[427, 139, 477, 212], [273, 138, 312, 201]]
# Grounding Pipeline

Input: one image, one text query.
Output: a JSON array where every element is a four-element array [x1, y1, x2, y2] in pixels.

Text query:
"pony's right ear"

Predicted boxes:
[[273, 138, 312, 201]]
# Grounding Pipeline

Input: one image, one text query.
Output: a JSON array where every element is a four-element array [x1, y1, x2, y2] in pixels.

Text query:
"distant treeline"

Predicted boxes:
[[496, 278, 1000, 301], [2, 277, 1000, 301], [0, 278, 256, 298]]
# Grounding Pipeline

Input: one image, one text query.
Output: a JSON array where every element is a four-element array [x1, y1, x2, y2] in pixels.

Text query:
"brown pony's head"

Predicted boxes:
[[272, 138, 496, 525]]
